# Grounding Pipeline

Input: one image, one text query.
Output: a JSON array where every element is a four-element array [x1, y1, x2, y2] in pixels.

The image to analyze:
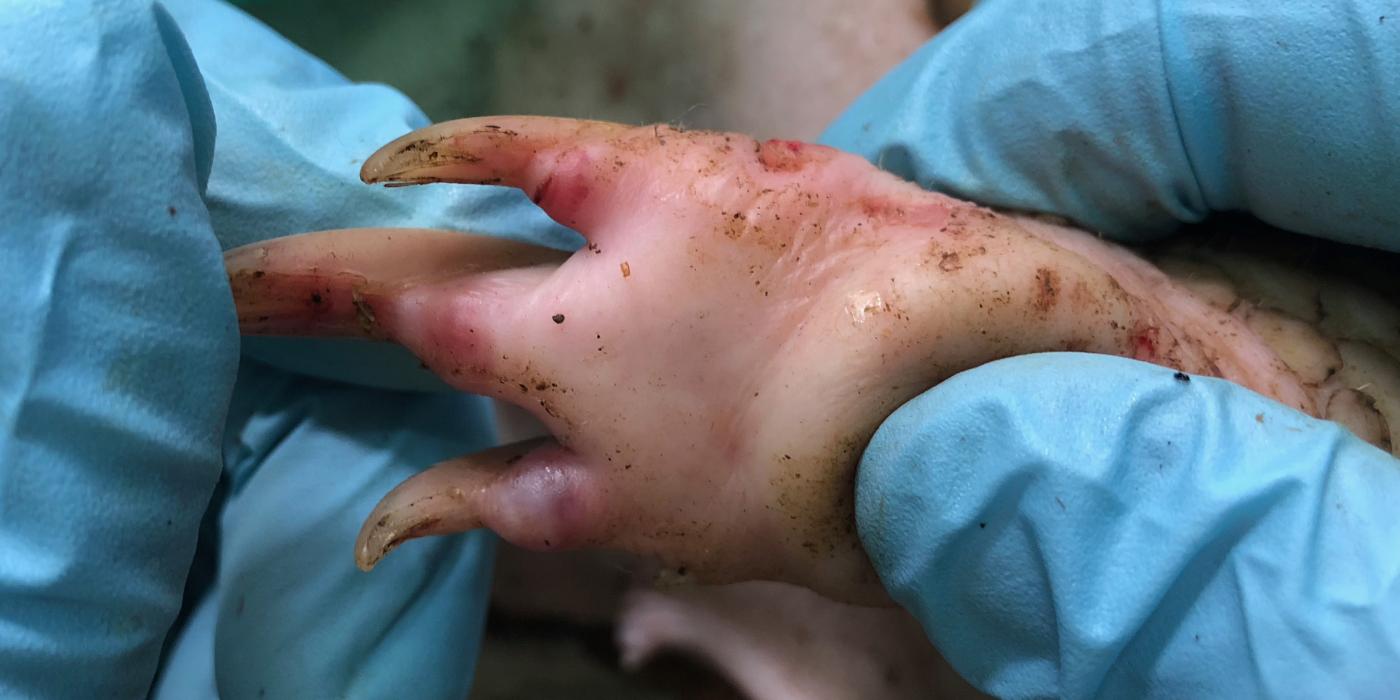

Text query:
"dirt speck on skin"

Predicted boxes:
[[1068, 278, 1096, 309], [620, 261, 631, 278], [722, 211, 749, 240], [770, 433, 868, 561], [1033, 267, 1058, 314], [1062, 337, 1092, 352], [938, 252, 961, 272]]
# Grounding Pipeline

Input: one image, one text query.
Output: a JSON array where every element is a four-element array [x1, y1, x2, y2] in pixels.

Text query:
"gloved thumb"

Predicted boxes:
[[856, 352, 1400, 698]]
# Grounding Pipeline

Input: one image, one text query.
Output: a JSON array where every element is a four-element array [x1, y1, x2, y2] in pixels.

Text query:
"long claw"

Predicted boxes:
[[225, 227, 566, 403], [359, 116, 628, 189], [359, 116, 748, 238], [225, 227, 565, 337], [356, 438, 606, 571], [359, 116, 636, 236]]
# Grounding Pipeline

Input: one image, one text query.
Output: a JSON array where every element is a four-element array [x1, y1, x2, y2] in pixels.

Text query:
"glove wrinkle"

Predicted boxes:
[[151, 6, 526, 692], [858, 354, 1400, 698], [152, 2, 217, 192], [1150, 0, 1212, 222], [823, 1, 1400, 250], [0, 1, 236, 697]]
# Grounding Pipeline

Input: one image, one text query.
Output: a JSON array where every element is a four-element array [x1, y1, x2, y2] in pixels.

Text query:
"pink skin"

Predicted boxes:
[[224, 116, 1313, 605], [617, 582, 990, 700]]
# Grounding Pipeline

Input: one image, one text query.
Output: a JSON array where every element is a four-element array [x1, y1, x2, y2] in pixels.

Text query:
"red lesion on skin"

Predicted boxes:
[[772, 139, 804, 154], [1130, 323, 1159, 361], [532, 149, 596, 224], [758, 139, 829, 172]]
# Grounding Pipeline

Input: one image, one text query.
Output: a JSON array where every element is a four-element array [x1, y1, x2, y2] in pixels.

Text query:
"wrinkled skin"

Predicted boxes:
[[226, 116, 1339, 605]]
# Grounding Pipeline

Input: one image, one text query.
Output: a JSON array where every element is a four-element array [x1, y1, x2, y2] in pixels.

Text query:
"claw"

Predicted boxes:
[[359, 116, 629, 194], [355, 438, 607, 571], [358, 116, 740, 238], [224, 226, 567, 405], [225, 227, 566, 337]]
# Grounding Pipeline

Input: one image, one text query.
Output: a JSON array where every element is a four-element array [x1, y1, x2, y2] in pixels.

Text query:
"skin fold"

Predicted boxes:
[[224, 116, 1389, 606]]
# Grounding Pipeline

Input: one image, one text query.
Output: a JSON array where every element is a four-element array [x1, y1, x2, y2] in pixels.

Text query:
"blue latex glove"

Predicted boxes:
[[155, 0, 583, 696], [0, 3, 233, 697], [1, 1, 576, 697], [822, 1, 1400, 697]]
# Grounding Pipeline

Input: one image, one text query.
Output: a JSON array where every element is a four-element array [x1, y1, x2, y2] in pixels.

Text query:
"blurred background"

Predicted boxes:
[[228, 0, 971, 139], [225, 2, 973, 697]]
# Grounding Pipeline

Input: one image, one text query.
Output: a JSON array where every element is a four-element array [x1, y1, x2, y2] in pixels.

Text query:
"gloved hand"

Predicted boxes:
[[821, 1, 1400, 697], [0, 1, 575, 697]]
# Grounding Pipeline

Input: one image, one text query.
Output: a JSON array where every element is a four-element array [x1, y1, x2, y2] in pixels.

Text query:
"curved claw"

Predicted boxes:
[[355, 441, 527, 571], [224, 226, 569, 407], [357, 115, 756, 239], [225, 227, 566, 338], [356, 438, 607, 571], [359, 116, 630, 190]]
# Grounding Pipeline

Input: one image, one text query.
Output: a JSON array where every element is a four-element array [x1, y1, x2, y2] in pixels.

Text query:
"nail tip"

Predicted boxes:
[[359, 143, 409, 185], [355, 547, 382, 572], [358, 160, 385, 185], [354, 532, 385, 571]]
